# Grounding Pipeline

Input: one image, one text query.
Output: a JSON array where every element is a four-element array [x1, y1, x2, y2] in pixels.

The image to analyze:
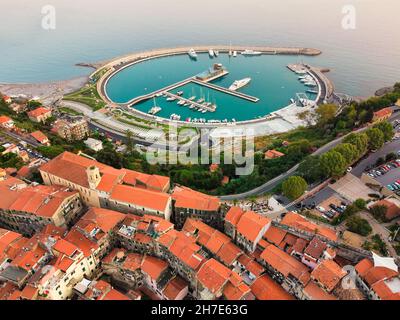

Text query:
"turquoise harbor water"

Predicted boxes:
[[106, 53, 317, 121]]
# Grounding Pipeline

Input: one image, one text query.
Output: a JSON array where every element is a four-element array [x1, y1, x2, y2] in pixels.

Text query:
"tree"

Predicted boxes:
[[37, 146, 64, 159], [319, 150, 347, 177], [343, 132, 369, 156], [354, 198, 367, 210], [346, 215, 372, 236], [366, 128, 385, 150], [315, 104, 338, 127], [282, 176, 308, 200], [333, 143, 359, 165], [374, 121, 394, 142], [370, 205, 388, 221], [297, 155, 325, 183], [125, 129, 134, 154], [386, 152, 397, 162], [298, 110, 314, 126]]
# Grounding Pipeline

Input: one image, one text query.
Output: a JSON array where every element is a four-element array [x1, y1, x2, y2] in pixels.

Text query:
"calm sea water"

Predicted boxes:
[[1, 0, 399, 97]]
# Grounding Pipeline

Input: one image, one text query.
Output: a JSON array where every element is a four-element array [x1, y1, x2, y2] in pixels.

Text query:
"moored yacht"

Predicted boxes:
[[209, 49, 214, 58], [229, 77, 251, 91], [241, 49, 262, 56], [188, 48, 198, 59], [233, 51, 237, 57]]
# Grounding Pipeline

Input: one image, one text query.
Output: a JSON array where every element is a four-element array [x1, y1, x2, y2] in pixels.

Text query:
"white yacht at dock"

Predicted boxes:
[[229, 77, 251, 91], [241, 49, 262, 56], [188, 48, 198, 59]]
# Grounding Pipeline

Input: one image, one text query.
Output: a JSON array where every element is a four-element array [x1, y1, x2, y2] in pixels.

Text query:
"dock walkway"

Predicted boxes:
[[164, 92, 216, 112], [191, 79, 259, 102]]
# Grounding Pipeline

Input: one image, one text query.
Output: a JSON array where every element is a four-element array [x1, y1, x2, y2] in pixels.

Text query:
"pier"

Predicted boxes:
[[191, 78, 259, 103], [164, 92, 216, 112]]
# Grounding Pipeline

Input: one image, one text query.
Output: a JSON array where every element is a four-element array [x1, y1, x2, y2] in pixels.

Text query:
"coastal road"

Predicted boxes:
[[220, 110, 400, 201]]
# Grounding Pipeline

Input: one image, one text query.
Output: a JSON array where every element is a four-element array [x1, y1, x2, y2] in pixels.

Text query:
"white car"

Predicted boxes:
[[347, 167, 353, 172], [317, 206, 326, 213]]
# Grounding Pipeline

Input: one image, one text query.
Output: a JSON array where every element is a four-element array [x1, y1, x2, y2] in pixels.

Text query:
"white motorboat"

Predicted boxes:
[[214, 50, 219, 57], [166, 96, 176, 102], [148, 106, 161, 115], [209, 49, 214, 58], [241, 49, 262, 56], [188, 48, 198, 59], [233, 51, 237, 57], [229, 77, 251, 91]]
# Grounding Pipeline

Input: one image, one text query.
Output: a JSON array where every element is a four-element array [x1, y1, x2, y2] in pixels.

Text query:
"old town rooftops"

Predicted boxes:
[[171, 185, 220, 211], [0, 179, 79, 218], [183, 218, 242, 266], [281, 212, 338, 242], [311, 259, 346, 292], [40, 151, 170, 191], [250, 274, 295, 300], [260, 244, 310, 285]]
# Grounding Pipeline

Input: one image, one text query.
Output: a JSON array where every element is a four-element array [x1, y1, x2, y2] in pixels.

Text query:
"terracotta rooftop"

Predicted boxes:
[[373, 107, 392, 119], [281, 212, 338, 241], [110, 184, 170, 212], [30, 131, 48, 143], [27, 107, 50, 118], [311, 259, 346, 292], [197, 258, 231, 294], [372, 199, 400, 220], [236, 211, 271, 242], [303, 281, 337, 300], [0, 115, 13, 124], [263, 226, 287, 246], [225, 206, 245, 226], [251, 275, 295, 300], [260, 244, 310, 285], [265, 149, 285, 159], [77, 207, 125, 233], [304, 237, 327, 259], [162, 276, 188, 300], [141, 255, 168, 281], [172, 185, 220, 211]]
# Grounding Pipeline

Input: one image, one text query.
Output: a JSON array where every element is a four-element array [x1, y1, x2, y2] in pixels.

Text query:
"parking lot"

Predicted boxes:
[[366, 158, 400, 194]]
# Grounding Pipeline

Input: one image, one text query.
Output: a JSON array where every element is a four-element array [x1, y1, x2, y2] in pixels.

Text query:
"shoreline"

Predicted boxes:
[[0, 75, 89, 105]]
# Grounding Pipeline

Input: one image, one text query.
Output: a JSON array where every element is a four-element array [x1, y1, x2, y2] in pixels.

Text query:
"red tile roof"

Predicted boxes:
[[4, 184, 79, 218], [371, 278, 400, 300], [260, 244, 310, 285], [251, 275, 295, 300], [30, 131, 48, 143], [64, 229, 99, 257], [162, 276, 188, 300], [303, 281, 337, 300], [263, 226, 287, 246], [373, 107, 392, 119], [172, 185, 220, 211], [237, 254, 264, 277], [141, 255, 168, 281], [0, 115, 13, 125], [311, 259, 346, 292], [225, 206, 245, 226], [197, 259, 231, 294], [77, 207, 125, 233], [27, 107, 51, 118], [265, 149, 285, 159], [304, 237, 327, 259], [102, 288, 130, 300], [110, 184, 170, 212], [236, 211, 271, 242], [281, 212, 338, 241]]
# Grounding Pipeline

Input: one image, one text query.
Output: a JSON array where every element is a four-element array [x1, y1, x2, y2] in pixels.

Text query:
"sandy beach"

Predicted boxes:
[[0, 76, 89, 106]]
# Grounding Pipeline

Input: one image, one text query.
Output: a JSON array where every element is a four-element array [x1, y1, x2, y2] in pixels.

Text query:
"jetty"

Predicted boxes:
[[164, 92, 216, 112]]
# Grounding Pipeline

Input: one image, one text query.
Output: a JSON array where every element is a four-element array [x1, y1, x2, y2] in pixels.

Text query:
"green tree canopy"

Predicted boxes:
[[374, 121, 394, 142], [346, 215, 372, 236], [343, 132, 369, 156], [315, 104, 338, 127], [366, 128, 385, 150], [282, 176, 308, 200], [320, 150, 347, 177], [333, 143, 359, 165], [297, 155, 325, 183]]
